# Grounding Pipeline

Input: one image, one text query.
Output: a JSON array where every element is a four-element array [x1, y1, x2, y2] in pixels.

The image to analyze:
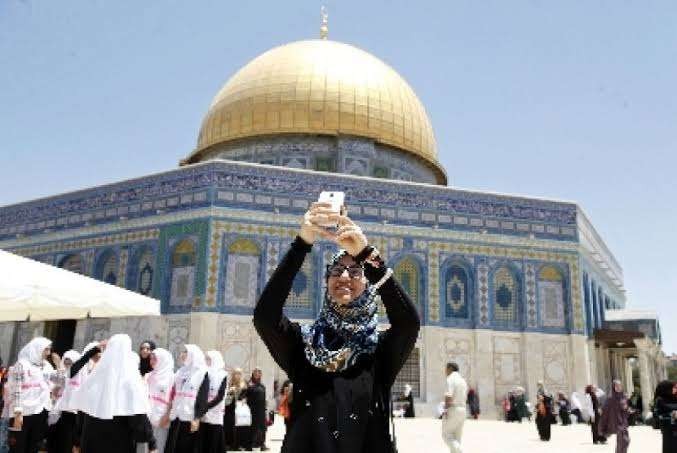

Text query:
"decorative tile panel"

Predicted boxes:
[[525, 264, 537, 328], [477, 262, 489, 326]]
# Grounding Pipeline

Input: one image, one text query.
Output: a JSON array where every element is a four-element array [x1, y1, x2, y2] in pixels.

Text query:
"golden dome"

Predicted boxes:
[[188, 39, 446, 184]]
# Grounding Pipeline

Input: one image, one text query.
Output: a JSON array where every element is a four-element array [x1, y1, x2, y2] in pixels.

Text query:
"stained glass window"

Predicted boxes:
[[446, 265, 469, 319], [493, 266, 518, 326]]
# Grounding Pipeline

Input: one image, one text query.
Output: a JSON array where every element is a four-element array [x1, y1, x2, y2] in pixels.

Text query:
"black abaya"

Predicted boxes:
[[79, 413, 156, 453], [402, 393, 415, 418], [654, 396, 677, 453], [46, 411, 77, 453], [8, 410, 48, 453], [199, 376, 228, 453], [167, 420, 201, 453], [535, 402, 551, 441], [246, 381, 267, 448], [223, 387, 246, 450], [199, 422, 225, 453], [589, 392, 606, 444]]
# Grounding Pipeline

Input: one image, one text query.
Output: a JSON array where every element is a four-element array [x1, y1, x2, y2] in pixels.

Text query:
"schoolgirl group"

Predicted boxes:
[[0, 336, 265, 452]]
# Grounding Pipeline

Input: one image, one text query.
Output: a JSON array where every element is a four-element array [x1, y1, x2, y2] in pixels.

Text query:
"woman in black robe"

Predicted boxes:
[[599, 380, 630, 453], [535, 394, 551, 441], [246, 368, 267, 450], [654, 380, 677, 453], [253, 203, 420, 453], [223, 368, 247, 450], [466, 388, 480, 420], [399, 384, 415, 418], [74, 334, 156, 453], [556, 392, 571, 425], [586, 385, 606, 444]]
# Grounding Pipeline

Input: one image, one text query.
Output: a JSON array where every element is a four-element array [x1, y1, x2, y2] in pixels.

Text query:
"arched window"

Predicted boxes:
[[394, 257, 423, 319], [136, 249, 154, 295], [59, 254, 84, 275], [94, 250, 117, 285], [538, 265, 565, 328], [170, 239, 197, 306], [445, 265, 470, 319], [225, 238, 261, 308], [492, 266, 519, 328]]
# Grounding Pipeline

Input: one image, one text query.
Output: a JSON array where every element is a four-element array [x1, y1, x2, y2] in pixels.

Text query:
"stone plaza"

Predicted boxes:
[[257, 418, 661, 453]]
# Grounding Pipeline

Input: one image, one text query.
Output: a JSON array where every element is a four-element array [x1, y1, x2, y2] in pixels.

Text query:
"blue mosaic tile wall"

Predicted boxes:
[[0, 160, 577, 242], [200, 135, 439, 184]]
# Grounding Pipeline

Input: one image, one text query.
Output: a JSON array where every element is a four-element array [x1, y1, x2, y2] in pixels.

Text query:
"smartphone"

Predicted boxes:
[[317, 191, 345, 227]]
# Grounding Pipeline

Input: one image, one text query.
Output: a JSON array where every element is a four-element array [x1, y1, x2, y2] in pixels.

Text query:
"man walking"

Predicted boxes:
[[442, 362, 468, 453]]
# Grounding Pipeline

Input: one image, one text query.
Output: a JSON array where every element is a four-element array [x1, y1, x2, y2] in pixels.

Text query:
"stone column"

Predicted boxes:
[[595, 345, 610, 388], [189, 312, 220, 351], [0, 322, 17, 363], [624, 357, 634, 395], [475, 330, 497, 419], [523, 332, 544, 403], [570, 335, 591, 392], [634, 338, 653, 419]]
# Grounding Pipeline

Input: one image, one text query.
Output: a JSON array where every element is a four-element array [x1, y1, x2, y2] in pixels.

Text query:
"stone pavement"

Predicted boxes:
[[253, 418, 661, 453]]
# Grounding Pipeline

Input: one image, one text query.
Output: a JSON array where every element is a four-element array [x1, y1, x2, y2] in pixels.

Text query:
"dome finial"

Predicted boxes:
[[320, 6, 328, 40]]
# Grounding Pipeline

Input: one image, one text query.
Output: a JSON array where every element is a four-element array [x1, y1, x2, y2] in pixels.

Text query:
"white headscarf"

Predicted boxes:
[[147, 348, 174, 389], [74, 334, 149, 419], [205, 350, 227, 385], [62, 349, 81, 366], [54, 350, 82, 412], [176, 344, 207, 389], [18, 337, 51, 367], [81, 342, 100, 372], [404, 383, 412, 398]]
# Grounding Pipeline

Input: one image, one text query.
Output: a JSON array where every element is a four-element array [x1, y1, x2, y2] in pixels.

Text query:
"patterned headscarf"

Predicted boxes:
[[300, 250, 379, 372]]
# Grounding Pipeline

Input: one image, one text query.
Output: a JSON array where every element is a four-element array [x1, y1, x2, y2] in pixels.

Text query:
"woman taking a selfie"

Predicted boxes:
[[253, 201, 420, 453]]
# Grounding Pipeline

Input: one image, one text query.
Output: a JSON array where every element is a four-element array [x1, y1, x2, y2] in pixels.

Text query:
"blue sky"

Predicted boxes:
[[1, 1, 675, 354]]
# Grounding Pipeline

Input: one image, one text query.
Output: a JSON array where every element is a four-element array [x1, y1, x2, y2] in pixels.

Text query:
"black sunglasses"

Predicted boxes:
[[326, 264, 364, 278]]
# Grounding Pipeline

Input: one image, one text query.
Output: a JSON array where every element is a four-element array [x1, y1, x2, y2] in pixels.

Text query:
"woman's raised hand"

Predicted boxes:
[[299, 202, 339, 245], [299, 204, 368, 256]]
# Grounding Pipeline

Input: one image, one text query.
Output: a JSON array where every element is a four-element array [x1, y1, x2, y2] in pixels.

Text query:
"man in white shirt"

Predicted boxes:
[[442, 362, 468, 453]]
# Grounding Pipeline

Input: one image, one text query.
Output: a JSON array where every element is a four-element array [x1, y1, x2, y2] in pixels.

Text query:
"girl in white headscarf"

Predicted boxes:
[[200, 350, 228, 452], [165, 344, 209, 453], [146, 348, 174, 453], [7, 337, 57, 453], [48, 349, 81, 453], [74, 334, 156, 453]]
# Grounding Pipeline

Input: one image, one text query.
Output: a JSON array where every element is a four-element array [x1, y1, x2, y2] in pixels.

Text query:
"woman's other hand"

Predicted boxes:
[[335, 215, 368, 256]]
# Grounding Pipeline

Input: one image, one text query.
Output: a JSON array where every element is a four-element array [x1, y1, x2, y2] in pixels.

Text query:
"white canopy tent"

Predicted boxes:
[[0, 249, 161, 321]]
